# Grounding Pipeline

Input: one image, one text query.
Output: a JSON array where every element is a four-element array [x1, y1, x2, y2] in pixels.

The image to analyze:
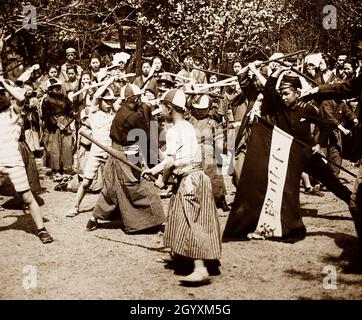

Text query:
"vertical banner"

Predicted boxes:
[[252, 126, 293, 238], [222, 120, 308, 242]]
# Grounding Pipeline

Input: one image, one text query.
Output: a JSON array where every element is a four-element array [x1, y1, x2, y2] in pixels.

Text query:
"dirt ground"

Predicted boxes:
[[1, 161, 362, 300]]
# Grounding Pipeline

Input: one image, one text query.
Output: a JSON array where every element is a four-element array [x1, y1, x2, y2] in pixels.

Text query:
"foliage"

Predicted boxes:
[[0, 0, 361, 72], [0, 0, 137, 66], [136, 0, 295, 67], [278, 0, 362, 57]]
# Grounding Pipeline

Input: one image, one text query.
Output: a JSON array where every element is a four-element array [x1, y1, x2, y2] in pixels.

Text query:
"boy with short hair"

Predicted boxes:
[[59, 47, 83, 82], [66, 79, 116, 217], [263, 69, 352, 205], [142, 89, 221, 285]]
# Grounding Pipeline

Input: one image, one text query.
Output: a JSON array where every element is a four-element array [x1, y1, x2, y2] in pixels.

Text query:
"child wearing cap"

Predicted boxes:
[[189, 94, 230, 212], [0, 78, 53, 243], [59, 47, 83, 83], [66, 79, 116, 217], [85, 83, 165, 233], [142, 89, 221, 285], [41, 77, 76, 178], [263, 68, 352, 206], [106, 52, 131, 96], [73, 72, 103, 192]]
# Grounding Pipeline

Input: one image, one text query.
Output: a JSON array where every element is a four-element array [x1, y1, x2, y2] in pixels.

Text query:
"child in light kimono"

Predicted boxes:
[[142, 89, 221, 285]]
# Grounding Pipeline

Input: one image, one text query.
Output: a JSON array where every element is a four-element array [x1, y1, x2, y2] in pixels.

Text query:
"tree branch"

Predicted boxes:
[[37, 22, 76, 32]]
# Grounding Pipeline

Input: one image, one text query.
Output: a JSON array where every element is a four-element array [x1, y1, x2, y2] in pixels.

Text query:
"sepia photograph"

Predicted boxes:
[[0, 0, 362, 306]]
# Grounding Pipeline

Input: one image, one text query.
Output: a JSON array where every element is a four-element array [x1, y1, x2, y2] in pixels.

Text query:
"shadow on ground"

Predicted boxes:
[[0, 212, 36, 235]]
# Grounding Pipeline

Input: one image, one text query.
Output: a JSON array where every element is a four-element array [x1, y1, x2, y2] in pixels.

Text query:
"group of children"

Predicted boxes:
[[1, 42, 362, 282]]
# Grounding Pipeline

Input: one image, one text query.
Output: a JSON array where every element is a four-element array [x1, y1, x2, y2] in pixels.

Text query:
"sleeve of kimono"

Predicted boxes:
[[237, 71, 254, 99], [318, 73, 362, 100], [165, 128, 178, 157], [261, 76, 283, 116], [306, 103, 330, 147], [126, 112, 149, 157], [237, 71, 249, 88], [320, 100, 340, 128], [41, 97, 57, 127]]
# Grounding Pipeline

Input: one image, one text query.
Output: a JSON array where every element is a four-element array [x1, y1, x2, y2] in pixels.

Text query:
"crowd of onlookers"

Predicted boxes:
[[2, 46, 361, 195]]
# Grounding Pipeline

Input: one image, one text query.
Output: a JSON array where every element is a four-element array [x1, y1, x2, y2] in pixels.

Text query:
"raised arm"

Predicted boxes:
[[0, 77, 25, 106], [248, 61, 267, 87], [301, 73, 362, 101], [261, 68, 286, 116], [89, 77, 115, 112]]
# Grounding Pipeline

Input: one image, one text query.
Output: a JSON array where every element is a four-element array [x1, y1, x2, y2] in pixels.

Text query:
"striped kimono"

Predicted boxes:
[[163, 120, 221, 260]]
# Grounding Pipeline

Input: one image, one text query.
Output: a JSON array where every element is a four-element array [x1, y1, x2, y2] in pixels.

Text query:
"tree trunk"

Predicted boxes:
[[113, 12, 125, 51], [135, 24, 143, 75]]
